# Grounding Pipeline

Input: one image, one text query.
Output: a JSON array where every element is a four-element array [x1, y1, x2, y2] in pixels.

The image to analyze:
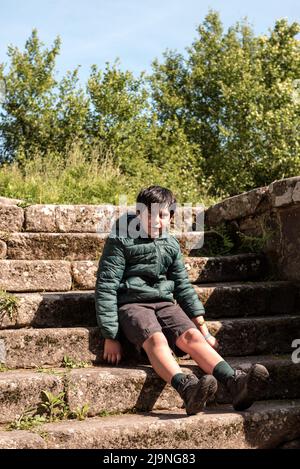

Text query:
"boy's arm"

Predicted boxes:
[[167, 239, 205, 319], [95, 235, 126, 340]]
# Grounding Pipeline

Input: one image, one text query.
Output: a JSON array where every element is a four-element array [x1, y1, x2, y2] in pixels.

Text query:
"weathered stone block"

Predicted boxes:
[[6, 233, 106, 260], [0, 260, 72, 292], [269, 176, 300, 208], [0, 327, 101, 368], [71, 261, 98, 289], [277, 205, 300, 280], [205, 187, 270, 227], [0, 205, 24, 232], [0, 370, 64, 423], [0, 431, 46, 449], [0, 240, 7, 259], [25, 204, 120, 233], [34, 400, 300, 449]]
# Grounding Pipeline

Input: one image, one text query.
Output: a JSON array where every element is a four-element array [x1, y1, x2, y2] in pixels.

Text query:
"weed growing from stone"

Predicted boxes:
[[7, 390, 91, 430], [0, 290, 19, 322], [7, 407, 48, 431], [68, 403, 90, 421], [0, 364, 10, 372], [197, 222, 274, 257], [35, 367, 64, 375], [61, 355, 90, 369]]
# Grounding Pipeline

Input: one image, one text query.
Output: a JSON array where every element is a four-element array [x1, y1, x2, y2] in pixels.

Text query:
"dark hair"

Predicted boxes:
[[136, 185, 177, 218]]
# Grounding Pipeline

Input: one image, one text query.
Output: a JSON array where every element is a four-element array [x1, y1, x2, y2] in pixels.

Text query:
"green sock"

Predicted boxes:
[[171, 373, 186, 390], [213, 360, 235, 385]]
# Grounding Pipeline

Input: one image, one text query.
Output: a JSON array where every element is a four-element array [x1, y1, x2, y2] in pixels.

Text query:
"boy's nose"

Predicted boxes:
[[150, 212, 161, 226]]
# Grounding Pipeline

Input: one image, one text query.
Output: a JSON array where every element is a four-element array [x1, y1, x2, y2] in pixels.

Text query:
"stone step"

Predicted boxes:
[[0, 369, 64, 424], [0, 260, 72, 292], [0, 281, 296, 328], [0, 355, 298, 424], [184, 253, 267, 282], [0, 230, 245, 260], [1, 233, 106, 261], [0, 204, 203, 234], [0, 400, 299, 449], [0, 315, 299, 368], [193, 280, 297, 318], [0, 255, 270, 293]]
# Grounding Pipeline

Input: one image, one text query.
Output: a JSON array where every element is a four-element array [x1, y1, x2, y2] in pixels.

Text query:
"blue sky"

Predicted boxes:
[[0, 0, 299, 85]]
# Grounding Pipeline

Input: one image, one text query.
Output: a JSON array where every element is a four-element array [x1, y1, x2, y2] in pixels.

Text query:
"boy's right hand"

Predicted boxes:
[[103, 338, 122, 365]]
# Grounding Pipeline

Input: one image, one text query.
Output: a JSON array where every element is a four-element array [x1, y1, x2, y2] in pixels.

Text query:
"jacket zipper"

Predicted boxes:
[[154, 240, 161, 276], [154, 240, 162, 295]]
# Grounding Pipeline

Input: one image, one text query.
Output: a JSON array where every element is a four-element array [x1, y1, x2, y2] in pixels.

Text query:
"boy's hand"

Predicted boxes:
[[192, 316, 219, 350], [204, 334, 219, 350], [103, 338, 122, 365]]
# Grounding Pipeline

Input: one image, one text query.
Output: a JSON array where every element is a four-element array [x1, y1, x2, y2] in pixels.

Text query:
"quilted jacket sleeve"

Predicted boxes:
[[167, 238, 205, 318], [95, 235, 126, 340]]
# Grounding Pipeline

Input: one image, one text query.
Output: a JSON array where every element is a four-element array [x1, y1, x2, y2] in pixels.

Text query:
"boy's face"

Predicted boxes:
[[138, 203, 172, 238]]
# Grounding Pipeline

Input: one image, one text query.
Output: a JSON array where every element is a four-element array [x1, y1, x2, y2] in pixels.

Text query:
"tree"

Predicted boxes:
[[0, 29, 89, 163], [150, 11, 300, 196]]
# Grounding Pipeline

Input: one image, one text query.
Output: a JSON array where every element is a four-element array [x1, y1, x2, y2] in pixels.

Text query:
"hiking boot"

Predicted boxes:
[[225, 364, 270, 411], [177, 373, 218, 416]]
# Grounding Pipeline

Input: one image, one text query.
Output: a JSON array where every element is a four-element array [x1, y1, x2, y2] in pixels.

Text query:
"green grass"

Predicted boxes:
[[61, 355, 90, 369], [0, 290, 19, 322], [0, 144, 220, 207], [7, 391, 90, 431]]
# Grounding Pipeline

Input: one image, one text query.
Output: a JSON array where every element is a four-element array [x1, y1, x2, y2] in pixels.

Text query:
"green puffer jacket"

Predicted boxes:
[[95, 213, 205, 339]]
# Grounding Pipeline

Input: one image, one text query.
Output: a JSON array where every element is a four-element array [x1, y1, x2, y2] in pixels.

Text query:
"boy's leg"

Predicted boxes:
[[153, 302, 269, 412], [176, 327, 269, 411], [142, 331, 218, 416], [175, 327, 224, 374], [119, 302, 183, 384], [142, 331, 182, 384], [118, 302, 217, 415]]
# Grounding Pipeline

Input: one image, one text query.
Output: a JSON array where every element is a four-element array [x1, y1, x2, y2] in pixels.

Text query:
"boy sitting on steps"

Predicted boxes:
[[95, 185, 269, 416]]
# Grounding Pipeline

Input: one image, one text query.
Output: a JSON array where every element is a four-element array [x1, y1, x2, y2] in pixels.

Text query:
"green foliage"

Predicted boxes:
[[196, 221, 273, 256], [150, 11, 300, 196], [235, 229, 274, 254], [8, 407, 47, 431], [199, 223, 235, 256], [35, 367, 64, 375], [36, 390, 68, 422], [61, 355, 89, 369], [68, 403, 90, 421], [98, 407, 137, 418], [0, 290, 19, 322], [0, 29, 88, 163], [7, 390, 90, 430], [1, 12, 300, 201], [0, 364, 10, 372]]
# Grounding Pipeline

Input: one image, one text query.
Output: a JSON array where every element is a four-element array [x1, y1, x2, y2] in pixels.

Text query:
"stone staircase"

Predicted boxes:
[[0, 201, 300, 449]]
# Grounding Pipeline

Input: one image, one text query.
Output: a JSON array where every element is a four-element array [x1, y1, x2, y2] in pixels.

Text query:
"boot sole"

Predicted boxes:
[[186, 376, 218, 416], [233, 364, 270, 411]]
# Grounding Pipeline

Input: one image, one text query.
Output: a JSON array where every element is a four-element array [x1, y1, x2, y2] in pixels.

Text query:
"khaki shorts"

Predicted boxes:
[[118, 300, 198, 356]]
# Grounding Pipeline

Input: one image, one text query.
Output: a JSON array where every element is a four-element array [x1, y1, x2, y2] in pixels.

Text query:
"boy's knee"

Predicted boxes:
[[177, 328, 204, 345], [142, 331, 168, 349]]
